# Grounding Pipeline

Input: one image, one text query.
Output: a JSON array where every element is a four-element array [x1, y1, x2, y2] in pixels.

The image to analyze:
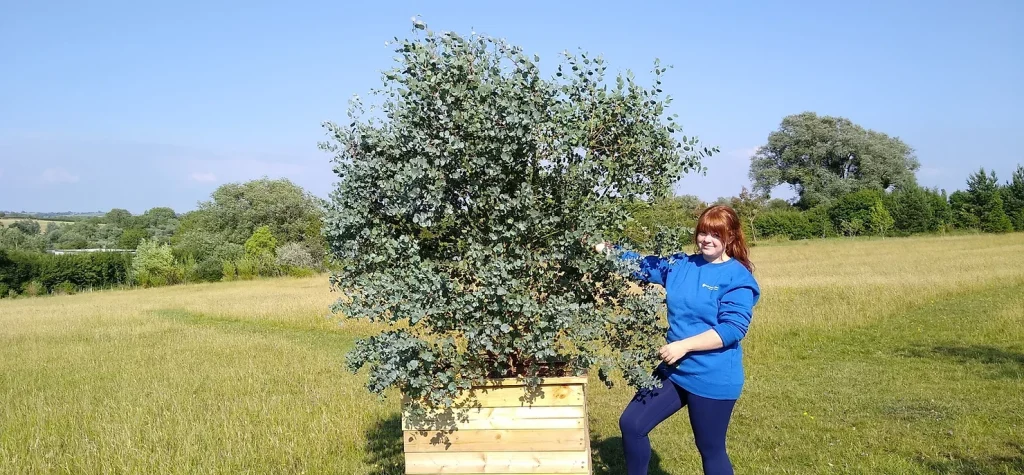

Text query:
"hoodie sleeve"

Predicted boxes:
[[712, 274, 761, 347]]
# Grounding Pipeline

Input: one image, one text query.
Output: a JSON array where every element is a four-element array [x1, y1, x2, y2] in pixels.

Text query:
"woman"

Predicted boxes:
[[601, 205, 760, 475]]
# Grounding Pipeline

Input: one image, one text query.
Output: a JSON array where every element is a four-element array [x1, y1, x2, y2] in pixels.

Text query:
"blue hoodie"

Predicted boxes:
[[621, 250, 760, 400]]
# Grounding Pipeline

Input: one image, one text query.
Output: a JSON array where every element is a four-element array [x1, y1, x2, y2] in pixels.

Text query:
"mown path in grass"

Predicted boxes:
[[1, 234, 1022, 474]]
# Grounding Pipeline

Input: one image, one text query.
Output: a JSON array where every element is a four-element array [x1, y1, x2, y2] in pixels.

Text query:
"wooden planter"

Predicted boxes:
[[401, 376, 592, 474]]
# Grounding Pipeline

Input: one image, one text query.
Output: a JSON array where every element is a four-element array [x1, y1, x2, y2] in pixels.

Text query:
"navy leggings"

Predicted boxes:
[[619, 368, 737, 475]]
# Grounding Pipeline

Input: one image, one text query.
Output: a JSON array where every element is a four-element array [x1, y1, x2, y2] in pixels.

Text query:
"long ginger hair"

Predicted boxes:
[[694, 205, 754, 273]]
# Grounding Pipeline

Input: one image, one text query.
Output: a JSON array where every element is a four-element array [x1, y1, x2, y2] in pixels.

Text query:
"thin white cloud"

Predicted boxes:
[[41, 167, 79, 184], [184, 158, 308, 182], [724, 147, 759, 163], [189, 172, 218, 182]]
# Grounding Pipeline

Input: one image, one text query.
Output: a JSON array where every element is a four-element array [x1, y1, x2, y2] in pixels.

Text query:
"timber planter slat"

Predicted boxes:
[[404, 429, 587, 452], [401, 376, 592, 474]]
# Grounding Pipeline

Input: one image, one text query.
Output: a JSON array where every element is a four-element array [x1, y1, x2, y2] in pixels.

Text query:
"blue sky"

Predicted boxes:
[[1, 1, 1021, 214]]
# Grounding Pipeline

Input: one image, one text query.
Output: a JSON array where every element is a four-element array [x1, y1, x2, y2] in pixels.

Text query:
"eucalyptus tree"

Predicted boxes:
[[321, 20, 715, 409]]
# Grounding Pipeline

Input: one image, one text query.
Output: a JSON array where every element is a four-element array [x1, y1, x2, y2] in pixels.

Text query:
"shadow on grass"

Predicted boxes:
[[591, 436, 670, 475], [907, 344, 1024, 380], [917, 443, 1024, 474], [365, 413, 405, 475]]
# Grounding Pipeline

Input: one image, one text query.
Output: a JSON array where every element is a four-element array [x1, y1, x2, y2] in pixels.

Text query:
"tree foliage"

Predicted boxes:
[[948, 190, 978, 229], [1002, 165, 1024, 231], [980, 195, 1013, 233], [750, 112, 919, 209], [10, 220, 41, 235], [752, 209, 813, 240], [184, 178, 324, 247], [0, 227, 47, 252], [868, 199, 895, 236], [138, 207, 178, 244], [244, 225, 277, 258], [886, 185, 935, 234], [321, 21, 715, 410], [621, 195, 706, 252], [131, 239, 176, 287], [922, 187, 952, 231], [952, 168, 1012, 232], [104, 208, 133, 228], [967, 168, 1000, 203], [0, 249, 132, 297], [276, 242, 316, 269], [117, 227, 150, 249], [828, 189, 884, 233], [719, 187, 768, 241]]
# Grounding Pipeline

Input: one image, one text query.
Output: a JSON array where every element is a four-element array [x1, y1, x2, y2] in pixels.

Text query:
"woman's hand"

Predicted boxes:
[[658, 341, 690, 365], [661, 330, 725, 365]]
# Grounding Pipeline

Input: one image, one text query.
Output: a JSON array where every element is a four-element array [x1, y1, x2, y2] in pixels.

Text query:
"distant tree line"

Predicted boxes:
[[3, 113, 1021, 297], [0, 207, 178, 252], [0, 177, 327, 298], [615, 112, 1022, 251], [0, 250, 132, 298]]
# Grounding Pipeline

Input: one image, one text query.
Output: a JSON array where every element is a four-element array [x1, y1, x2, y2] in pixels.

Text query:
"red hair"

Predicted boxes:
[[694, 205, 754, 273]]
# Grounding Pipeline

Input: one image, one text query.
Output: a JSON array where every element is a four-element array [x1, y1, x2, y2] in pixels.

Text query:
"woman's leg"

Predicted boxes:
[[686, 393, 737, 475], [619, 369, 685, 475]]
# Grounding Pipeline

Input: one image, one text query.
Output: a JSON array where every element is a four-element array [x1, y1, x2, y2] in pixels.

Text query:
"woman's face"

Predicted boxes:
[[696, 231, 727, 261]]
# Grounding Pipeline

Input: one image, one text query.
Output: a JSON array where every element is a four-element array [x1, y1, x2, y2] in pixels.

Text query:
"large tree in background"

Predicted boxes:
[[104, 208, 133, 228], [172, 178, 324, 269], [750, 112, 920, 209], [178, 177, 324, 249], [138, 207, 179, 244]]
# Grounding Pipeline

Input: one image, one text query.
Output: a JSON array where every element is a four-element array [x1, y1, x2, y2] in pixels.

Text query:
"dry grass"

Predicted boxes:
[[2, 233, 1023, 474], [0, 278, 387, 474]]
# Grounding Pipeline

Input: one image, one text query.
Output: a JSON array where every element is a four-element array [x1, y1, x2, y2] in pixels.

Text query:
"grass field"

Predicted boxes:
[[2, 233, 1023, 474]]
